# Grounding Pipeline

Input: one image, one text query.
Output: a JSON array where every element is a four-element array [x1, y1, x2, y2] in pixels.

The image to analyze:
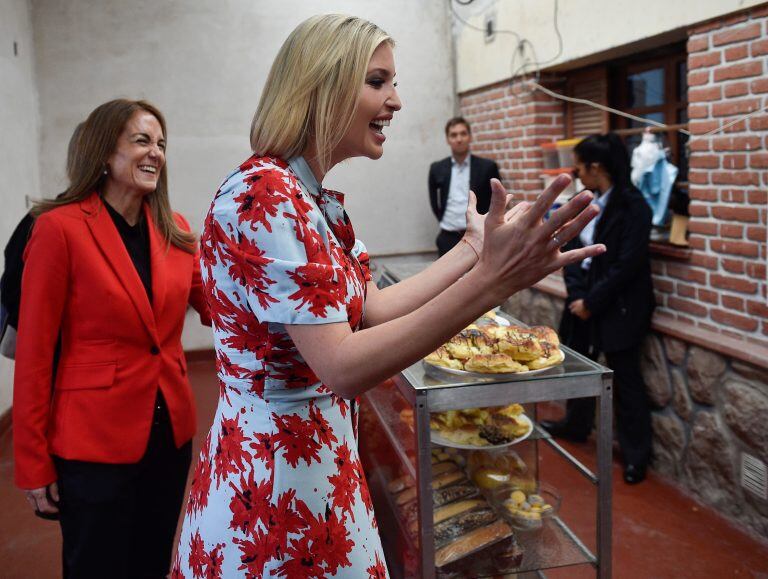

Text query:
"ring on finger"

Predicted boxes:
[[552, 233, 562, 247]]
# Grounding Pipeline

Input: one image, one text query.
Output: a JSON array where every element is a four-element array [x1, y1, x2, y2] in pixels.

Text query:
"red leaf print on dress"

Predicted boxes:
[[235, 171, 287, 233], [287, 263, 343, 318], [308, 402, 338, 449], [327, 441, 361, 522], [188, 530, 225, 579], [228, 469, 273, 536], [214, 414, 252, 488], [276, 501, 353, 577], [272, 412, 322, 468], [249, 431, 276, 472], [367, 553, 387, 579], [187, 434, 214, 516], [234, 527, 279, 579]]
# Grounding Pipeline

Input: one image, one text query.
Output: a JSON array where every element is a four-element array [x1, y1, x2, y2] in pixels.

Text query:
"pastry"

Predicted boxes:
[[464, 353, 528, 373], [407, 498, 488, 536], [526, 342, 565, 370], [433, 484, 480, 507], [529, 325, 560, 345], [434, 519, 513, 567], [425, 347, 465, 370], [496, 333, 544, 361], [433, 507, 498, 548]]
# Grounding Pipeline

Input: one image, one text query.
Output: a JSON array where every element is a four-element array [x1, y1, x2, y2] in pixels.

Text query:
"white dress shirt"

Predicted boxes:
[[580, 186, 612, 270], [439, 156, 471, 232]]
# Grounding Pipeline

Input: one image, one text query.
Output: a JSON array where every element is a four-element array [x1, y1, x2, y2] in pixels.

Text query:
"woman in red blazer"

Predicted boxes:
[[13, 99, 210, 578]]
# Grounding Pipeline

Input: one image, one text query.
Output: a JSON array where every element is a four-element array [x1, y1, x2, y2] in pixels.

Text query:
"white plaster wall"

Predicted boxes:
[[0, 0, 40, 414], [30, 0, 456, 350], [454, 0, 767, 92]]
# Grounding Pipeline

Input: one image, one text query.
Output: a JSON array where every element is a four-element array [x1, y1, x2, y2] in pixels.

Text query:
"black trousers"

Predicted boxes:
[[564, 346, 652, 467], [54, 395, 192, 579], [436, 229, 465, 257]]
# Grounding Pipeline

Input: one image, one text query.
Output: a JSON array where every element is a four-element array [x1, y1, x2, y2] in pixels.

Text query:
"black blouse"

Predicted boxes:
[[103, 199, 152, 303]]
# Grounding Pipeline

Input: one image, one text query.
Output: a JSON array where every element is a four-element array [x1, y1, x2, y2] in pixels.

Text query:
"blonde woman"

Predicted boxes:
[[14, 99, 210, 577], [175, 14, 603, 577]]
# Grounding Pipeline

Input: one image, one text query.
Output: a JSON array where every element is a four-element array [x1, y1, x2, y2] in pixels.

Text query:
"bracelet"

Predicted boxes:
[[461, 237, 480, 260]]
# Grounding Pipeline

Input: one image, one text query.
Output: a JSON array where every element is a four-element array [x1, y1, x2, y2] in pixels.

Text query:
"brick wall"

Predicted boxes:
[[657, 6, 768, 345], [459, 79, 565, 201], [459, 5, 768, 350]]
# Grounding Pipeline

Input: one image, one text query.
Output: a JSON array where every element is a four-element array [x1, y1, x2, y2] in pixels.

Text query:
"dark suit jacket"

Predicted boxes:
[[428, 154, 501, 222], [559, 184, 655, 354]]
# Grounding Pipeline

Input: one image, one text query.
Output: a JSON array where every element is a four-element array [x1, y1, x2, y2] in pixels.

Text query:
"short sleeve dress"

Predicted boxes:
[[173, 155, 388, 578]]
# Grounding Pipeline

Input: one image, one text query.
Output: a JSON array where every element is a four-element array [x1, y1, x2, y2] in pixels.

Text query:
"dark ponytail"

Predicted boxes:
[[573, 133, 631, 188]]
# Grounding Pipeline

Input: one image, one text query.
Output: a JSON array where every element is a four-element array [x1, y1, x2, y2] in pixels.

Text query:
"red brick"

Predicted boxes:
[[720, 155, 746, 170], [711, 171, 760, 186], [721, 258, 746, 274], [688, 103, 709, 118], [688, 203, 710, 217], [689, 138, 712, 152], [747, 226, 767, 242], [689, 51, 722, 69], [651, 261, 665, 276], [749, 115, 768, 130], [668, 296, 708, 317], [722, 13, 749, 26], [713, 22, 762, 46], [688, 221, 718, 235], [724, 82, 749, 97], [711, 205, 760, 222], [751, 78, 768, 94], [725, 44, 749, 61], [687, 70, 710, 87], [720, 224, 744, 238], [748, 189, 768, 204], [653, 277, 674, 293], [720, 189, 746, 203], [691, 21, 722, 35], [667, 263, 708, 283], [688, 120, 720, 135], [697, 288, 719, 304], [751, 153, 768, 168], [712, 308, 759, 332], [722, 295, 746, 311], [710, 239, 760, 257], [690, 254, 719, 269], [752, 38, 768, 57], [688, 236, 707, 250], [687, 36, 709, 53], [711, 273, 757, 293], [752, 4, 768, 17], [688, 171, 711, 185], [689, 154, 720, 168], [711, 98, 762, 117], [688, 86, 723, 102], [712, 136, 761, 151], [688, 187, 718, 201], [677, 282, 697, 298], [747, 300, 768, 318], [714, 61, 764, 81]]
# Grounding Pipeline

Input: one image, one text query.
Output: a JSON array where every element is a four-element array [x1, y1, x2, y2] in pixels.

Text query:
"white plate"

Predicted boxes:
[[422, 359, 561, 381], [431, 414, 533, 450]]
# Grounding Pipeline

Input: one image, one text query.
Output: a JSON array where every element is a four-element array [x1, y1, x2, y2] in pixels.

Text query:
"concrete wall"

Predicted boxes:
[[25, 0, 456, 350], [454, 0, 767, 92], [0, 0, 40, 415]]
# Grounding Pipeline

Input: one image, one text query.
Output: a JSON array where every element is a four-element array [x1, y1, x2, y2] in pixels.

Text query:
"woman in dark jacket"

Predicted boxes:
[[542, 133, 655, 484]]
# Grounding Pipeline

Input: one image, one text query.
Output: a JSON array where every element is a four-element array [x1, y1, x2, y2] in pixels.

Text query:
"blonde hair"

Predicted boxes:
[[250, 14, 393, 174], [33, 99, 195, 253]]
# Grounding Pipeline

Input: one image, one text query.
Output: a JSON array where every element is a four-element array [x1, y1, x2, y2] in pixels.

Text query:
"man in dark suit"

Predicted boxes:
[[541, 133, 655, 484], [428, 117, 501, 256]]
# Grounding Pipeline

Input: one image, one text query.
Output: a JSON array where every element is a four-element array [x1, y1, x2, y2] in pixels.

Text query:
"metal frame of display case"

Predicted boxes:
[[366, 265, 614, 579]]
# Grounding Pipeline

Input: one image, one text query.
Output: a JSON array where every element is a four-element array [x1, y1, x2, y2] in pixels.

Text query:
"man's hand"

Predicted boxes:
[[569, 299, 591, 320]]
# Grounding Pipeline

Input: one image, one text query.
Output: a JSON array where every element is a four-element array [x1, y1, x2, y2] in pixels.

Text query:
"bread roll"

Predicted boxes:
[[435, 519, 513, 567]]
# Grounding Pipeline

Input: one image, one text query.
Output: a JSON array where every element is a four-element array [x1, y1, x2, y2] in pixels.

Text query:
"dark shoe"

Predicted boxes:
[[540, 420, 589, 443], [623, 464, 647, 484]]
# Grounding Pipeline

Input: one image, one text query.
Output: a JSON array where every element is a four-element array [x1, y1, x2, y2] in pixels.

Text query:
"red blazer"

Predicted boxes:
[[13, 193, 211, 489]]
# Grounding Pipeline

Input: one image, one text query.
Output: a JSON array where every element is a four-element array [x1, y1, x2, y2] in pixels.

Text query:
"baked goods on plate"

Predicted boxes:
[[423, 314, 564, 377], [429, 404, 533, 449]]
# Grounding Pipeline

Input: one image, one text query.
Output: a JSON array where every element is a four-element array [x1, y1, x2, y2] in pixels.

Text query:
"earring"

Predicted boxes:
[[103, 168, 108, 176]]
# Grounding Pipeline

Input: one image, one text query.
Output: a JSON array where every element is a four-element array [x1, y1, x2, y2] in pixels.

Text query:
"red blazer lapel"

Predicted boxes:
[[81, 193, 159, 342], [144, 204, 167, 321]]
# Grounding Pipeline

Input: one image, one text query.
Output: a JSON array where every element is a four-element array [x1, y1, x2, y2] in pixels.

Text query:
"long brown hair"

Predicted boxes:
[[33, 99, 195, 253]]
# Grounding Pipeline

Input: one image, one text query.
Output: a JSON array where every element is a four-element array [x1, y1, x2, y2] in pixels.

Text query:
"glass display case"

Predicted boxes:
[[359, 264, 613, 578]]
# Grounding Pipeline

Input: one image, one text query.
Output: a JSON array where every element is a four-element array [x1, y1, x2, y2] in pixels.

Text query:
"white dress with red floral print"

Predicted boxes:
[[173, 156, 388, 579]]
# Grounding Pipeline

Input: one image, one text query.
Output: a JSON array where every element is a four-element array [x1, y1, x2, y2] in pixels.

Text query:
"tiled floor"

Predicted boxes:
[[1, 358, 766, 578]]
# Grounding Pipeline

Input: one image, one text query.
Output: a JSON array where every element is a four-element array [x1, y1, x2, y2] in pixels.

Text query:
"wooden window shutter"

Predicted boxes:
[[566, 66, 609, 137]]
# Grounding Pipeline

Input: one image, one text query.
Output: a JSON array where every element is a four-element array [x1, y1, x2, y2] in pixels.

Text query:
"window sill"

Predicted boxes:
[[649, 240, 692, 260]]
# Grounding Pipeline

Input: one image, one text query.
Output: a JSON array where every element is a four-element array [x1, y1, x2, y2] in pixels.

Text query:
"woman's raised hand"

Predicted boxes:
[[476, 175, 605, 301]]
